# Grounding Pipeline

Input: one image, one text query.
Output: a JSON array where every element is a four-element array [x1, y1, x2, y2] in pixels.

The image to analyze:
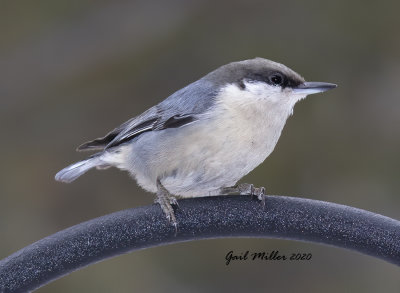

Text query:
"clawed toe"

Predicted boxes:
[[156, 179, 178, 233], [251, 185, 266, 207], [224, 183, 266, 207], [169, 196, 179, 207]]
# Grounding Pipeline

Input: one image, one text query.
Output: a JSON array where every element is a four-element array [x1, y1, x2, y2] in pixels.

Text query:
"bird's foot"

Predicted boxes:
[[220, 183, 266, 207], [156, 179, 178, 233]]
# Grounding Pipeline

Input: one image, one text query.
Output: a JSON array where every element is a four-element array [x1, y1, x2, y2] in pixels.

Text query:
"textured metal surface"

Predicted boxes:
[[1, 195, 400, 292]]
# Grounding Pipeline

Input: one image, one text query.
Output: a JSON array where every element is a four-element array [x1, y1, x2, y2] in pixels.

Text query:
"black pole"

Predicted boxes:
[[1, 195, 400, 292]]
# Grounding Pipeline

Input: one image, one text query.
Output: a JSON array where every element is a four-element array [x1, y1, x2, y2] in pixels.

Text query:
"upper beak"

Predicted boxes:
[[293, 82, 337, 95]]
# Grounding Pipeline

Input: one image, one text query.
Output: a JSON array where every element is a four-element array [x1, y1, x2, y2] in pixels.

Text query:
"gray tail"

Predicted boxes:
[[55, 154, 102, 183]]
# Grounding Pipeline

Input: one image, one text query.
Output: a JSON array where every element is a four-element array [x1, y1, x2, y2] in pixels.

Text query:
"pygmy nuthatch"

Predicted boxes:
[[56, 57, 337, 227]]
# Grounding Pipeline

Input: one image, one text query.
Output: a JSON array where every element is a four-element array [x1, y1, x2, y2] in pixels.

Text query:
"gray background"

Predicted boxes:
[[1, 0, 399, 292]]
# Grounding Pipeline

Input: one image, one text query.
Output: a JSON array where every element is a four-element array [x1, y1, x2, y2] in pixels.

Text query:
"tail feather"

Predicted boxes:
[[55, 156, 101, 183]]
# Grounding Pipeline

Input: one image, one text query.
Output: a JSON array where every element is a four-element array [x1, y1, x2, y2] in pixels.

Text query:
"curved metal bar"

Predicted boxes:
[[1, 195, 400, 292]]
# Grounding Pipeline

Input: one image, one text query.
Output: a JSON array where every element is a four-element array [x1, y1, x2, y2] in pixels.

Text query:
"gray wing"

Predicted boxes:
[[77, 79, 218, 151]]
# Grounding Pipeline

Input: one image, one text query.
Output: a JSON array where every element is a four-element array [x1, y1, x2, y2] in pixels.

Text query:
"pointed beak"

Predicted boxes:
[[293, 82, 337, 95]]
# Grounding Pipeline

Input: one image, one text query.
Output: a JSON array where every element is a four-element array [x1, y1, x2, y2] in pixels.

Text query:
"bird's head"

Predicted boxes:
[[205, 57, 337, 110]]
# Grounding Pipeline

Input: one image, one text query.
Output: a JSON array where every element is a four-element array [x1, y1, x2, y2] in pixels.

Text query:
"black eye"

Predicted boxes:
[[269, 73, 285, 86]]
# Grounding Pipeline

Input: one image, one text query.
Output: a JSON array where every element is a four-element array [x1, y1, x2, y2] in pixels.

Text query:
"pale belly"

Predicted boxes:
[[125, 108, 287, 197]]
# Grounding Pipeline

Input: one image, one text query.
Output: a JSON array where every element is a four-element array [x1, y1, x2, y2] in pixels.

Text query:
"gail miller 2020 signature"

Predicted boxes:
[[225, 250, 312, 265]]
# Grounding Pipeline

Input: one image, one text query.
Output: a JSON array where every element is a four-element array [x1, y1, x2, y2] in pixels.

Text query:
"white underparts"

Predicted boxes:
[[119, 82, 307, 197]]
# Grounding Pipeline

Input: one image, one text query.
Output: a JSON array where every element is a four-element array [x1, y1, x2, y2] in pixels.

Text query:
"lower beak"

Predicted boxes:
[[293, 82, 337, 95]]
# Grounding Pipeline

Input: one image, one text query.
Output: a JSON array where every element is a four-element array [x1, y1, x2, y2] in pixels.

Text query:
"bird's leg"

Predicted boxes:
[[220, 183, 266, 207], [155, 179, 178, 230]]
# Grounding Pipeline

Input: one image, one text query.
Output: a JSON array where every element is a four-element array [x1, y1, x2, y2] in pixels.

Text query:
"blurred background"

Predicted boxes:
[[1, 0, 399, 291]]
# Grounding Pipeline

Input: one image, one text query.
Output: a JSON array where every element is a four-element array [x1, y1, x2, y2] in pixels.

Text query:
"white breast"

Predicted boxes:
[[207, 83, 294, 179]]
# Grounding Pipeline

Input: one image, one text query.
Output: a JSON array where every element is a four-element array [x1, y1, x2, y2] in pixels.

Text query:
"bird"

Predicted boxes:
[[55, 57, 337, 228]]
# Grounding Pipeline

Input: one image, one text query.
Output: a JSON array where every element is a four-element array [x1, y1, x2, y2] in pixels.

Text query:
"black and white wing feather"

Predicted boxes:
[[77, 79, 218, 152]]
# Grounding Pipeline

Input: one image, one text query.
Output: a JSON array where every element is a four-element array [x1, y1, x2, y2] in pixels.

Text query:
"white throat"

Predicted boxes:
[[215, 82, 304, 126]]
